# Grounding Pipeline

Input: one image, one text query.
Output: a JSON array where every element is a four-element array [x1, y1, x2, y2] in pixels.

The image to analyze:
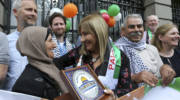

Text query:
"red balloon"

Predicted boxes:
[[101, 13, 110, 22], [63, 3, 78, 18], [107, 17, 116, 27]]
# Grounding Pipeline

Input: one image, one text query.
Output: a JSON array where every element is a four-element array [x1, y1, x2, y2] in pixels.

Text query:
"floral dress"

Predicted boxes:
[[53, 43, 136, 97]]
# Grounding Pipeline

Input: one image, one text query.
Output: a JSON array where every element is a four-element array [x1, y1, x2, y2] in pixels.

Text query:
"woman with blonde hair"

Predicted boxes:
[[152, 23, 180, 77], [46, 13, 135, 97]]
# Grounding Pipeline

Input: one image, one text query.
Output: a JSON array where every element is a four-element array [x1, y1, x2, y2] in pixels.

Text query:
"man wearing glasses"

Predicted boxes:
[[115, 14, 176, 88]]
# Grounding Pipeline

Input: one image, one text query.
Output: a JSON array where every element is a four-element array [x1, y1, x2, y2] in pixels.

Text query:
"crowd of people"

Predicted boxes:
[[0, 0, 179, 99]]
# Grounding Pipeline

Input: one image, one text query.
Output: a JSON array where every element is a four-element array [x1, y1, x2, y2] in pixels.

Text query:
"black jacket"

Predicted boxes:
[[12, 64, 60, 99]]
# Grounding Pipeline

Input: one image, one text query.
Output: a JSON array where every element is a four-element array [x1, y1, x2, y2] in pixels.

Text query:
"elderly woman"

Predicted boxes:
[[152, 23, 180, 77], [12, 26, 68, 99], [46, 13, 135, 97]]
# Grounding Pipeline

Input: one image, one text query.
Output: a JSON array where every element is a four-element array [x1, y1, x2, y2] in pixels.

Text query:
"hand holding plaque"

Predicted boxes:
[[60, 65, 107, 100]]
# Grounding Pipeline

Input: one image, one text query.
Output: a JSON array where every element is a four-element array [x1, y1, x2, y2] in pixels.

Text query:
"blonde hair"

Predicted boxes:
[[78, 14, 109, 62], [152, 23, 177, 51]]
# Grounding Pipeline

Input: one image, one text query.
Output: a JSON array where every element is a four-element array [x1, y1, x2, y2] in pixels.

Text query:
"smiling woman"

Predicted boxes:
[[12, 26, 68, 99], [152, 23, 180, 77], [46, 13, 136, 98]]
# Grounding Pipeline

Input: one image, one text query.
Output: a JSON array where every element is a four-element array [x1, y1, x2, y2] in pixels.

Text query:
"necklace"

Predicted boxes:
[[160, 49, 174, 57], [167, 58, 172, 67], [92, 56, 100, 63]]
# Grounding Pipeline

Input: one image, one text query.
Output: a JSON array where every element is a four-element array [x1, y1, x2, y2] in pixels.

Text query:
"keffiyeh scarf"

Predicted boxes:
[[115, 37, 150, 74], [52, 34, 74, 58]]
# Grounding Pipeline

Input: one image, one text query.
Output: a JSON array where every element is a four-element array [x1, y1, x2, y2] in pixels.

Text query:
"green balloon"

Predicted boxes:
[[100, 9, 108, 14], [66, 19, 71, 31], [108, 4, 120, 16]]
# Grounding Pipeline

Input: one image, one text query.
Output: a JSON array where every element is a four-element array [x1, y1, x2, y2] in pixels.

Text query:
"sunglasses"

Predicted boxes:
[[128, 24, 143, 29]]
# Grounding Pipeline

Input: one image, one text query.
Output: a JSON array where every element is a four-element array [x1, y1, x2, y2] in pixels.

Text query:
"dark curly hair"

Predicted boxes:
[[49, 13, 66, 26]]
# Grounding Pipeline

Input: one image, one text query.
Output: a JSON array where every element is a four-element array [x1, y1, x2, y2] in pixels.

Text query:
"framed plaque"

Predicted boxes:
[[60, 65, 105, 100]]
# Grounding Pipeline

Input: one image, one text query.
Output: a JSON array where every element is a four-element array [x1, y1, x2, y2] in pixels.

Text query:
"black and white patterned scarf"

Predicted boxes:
[[52, 34, 74, 58], [115, 37, 150, 74]]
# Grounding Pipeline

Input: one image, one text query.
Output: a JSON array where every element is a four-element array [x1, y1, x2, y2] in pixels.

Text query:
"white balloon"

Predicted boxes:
[[114, 13, 122, 21], [49, 8, 63, 17]]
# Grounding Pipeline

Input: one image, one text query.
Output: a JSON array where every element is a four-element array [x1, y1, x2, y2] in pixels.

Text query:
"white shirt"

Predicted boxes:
[[3, 30, 28, 90], [136, 44, 163, 77]]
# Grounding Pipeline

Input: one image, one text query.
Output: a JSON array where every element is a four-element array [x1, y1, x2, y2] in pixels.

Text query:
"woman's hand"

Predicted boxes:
[[160, 64, 176, 86], [45, 34, 56, 58], [101, 89, 116, 100]]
